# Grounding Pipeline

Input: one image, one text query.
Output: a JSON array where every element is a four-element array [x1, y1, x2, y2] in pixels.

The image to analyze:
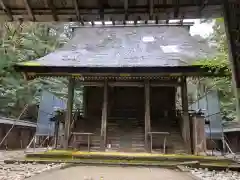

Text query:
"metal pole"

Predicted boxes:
[[205, 88, 213, 156]]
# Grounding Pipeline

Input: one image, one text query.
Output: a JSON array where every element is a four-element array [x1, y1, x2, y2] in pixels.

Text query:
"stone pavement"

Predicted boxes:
[[28, 166, 194, 180]]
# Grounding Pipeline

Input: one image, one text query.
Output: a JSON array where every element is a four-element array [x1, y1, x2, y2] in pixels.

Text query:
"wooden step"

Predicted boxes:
[[107, 117, 145, 152]]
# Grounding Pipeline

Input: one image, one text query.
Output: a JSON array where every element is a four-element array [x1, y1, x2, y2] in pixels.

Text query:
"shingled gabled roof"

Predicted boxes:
[[15, 25, 226, 77], [19, 25, 213, 67]]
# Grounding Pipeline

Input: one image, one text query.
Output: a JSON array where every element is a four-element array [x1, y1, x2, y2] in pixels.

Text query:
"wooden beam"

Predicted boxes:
[[174, 0, 179, 18], [144, 80, 151, 151], [124, 0, 128, 21], [78, 81, 179, 87], [192, 114, 206, 155], [180, 76, 191, 153], [111, 17, 115, 25], [81, 82, 104, 87], [98, 0, 104, 20], [54, 118, 60, 149], [0, 3, 222, 22], [45, 0, 58, 21], [150, 82, 179, 87], [109, 82, 144, 87], [223, 0, 240, 123], [63, 77, 75, 149], [149, 0, 154, 20], [83, 87, 87, 117], [100, 80, 108, 151], [181, 77, 188, 117], [73, 0, 80, 21], [199, 0, 208, 12], [23, 0, 35, 21], [80, 19, 84, 26], [0, 0, 13, 21]]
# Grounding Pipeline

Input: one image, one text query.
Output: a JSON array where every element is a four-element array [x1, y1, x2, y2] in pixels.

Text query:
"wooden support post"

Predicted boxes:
[[23, 0, 35, 21], [189, 115, 194, 154], [100, 80, 108, 151], [54, 119, 59, 149], [223, 0, 240, 121], [192, 114, 206, 155], [83, 87, 87, 117], [44, 0, 58, 21], [73, 0, 80, 21], [144, 80, 150, 151], [0, 0, 13, 21], [87, 134, 90, 152], [181, 77, 191, 153], [63, 77, 75, 149]]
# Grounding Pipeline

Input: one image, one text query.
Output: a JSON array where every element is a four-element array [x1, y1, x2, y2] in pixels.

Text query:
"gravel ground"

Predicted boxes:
[[1, 150, 240, 180], [0, 151, 25, 161], [0, 162, 65, 180], [0, 150, 65, 180], [188, 168, 240, 180]]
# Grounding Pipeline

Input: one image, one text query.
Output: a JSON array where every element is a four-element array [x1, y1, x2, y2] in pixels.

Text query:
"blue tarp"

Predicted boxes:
[[189, 91, 223, 140], [36, 91, 66, 136]]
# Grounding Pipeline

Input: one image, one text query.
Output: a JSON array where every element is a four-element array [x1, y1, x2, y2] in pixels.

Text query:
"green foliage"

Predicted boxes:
[[192, 18, 236, 121], [0, 22, 71, 119]]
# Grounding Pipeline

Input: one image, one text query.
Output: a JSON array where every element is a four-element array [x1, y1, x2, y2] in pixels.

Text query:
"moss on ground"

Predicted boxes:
[[26, 150, 234, 164], [21, 151, 240, 171]]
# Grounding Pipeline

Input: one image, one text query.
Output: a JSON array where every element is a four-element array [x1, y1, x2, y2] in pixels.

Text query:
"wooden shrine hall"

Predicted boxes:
[[15, 24, 226, 154]]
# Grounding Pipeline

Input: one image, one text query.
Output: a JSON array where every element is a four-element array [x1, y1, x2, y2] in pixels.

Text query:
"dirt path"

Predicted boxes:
[[28, 166, 194, 180]]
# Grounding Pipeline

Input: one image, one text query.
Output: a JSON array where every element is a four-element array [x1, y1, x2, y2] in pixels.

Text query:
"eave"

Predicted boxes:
[[14, 65, 228, 81], [0, 0, 222, 21]]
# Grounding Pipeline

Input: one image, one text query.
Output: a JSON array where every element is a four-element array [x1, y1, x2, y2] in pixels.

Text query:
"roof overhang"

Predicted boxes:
[[14, 25, 221, 76], [0, 116, 37, 128], [14, 64, 228, 80], [0, 0, 222, 22], [223, 128, 240, 133]]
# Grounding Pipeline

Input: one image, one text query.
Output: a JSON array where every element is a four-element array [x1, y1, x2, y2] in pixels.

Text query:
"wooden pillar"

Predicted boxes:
[[180, 77, 191, 153], [83, 87, 87, 117], [100, 80, 108, 151], [54, 119, 60, 149], [144, 80, 150, 151], [223, 1, 240, 121], [63, 77, 75, 149], [192, 114, 206, 155]]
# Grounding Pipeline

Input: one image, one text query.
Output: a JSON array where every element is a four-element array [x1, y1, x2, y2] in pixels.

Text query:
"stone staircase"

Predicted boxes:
[[67, 109, 186, 153], [107, 108, 145, 152]]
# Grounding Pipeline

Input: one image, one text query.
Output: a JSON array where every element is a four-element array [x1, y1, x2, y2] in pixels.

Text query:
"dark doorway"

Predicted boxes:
[[107, 86, 145, 151]]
